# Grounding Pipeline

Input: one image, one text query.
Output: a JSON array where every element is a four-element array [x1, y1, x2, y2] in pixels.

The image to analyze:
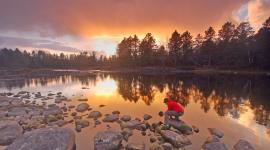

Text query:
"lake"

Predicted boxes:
[[0, 70, 270, 150]]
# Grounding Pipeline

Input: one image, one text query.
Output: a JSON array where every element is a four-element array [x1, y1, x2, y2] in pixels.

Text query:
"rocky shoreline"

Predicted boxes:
[[0, 91, 255, 150]]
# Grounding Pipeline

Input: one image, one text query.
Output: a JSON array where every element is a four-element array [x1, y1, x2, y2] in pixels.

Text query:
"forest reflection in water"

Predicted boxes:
[[0, 72, 270, 134]]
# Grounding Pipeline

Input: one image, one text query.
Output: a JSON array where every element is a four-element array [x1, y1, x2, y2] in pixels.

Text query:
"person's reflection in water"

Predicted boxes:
[[163, 97, 185, 126]]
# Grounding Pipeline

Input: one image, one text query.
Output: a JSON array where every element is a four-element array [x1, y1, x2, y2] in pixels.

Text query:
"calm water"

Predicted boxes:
[[0, 71, 270, 150]]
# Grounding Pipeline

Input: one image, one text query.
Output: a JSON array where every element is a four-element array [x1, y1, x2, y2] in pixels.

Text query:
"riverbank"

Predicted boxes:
[[0, 92, 256, 150]]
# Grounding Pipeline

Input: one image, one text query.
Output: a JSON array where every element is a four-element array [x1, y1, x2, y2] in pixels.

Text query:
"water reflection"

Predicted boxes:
[[0, 72, 270, 136]]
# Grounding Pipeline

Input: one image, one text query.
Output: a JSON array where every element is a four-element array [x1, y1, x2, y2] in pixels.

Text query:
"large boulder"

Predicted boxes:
[[0, 121, 23, 146], [6, 127, 75, 150], [76, 103, 90, 112], [94, 131, 123, 150], [102, 114, 119, 122], [120, 115, 131, 122], [160, 130, 191, 148], [233, 139, 254, 150], [166, 119, 193, 135]]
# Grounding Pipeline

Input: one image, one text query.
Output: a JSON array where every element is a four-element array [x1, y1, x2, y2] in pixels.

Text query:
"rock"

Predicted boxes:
[[150, 137, 157, 143], [68, 105, 75, 109], [233, 139, 255, 150], [71, 112, 77, 116], [166, 119, 193, 135], [55, 96, 67, 103], [126, 142, 145, 150], [162, 143, 173, 150], [149, 144, 163, 150], [55, 120, 67, 127], [6, 127, 75, 150], [158, 111, 164, 117], [75, 125, 82, 132], [99, 104, 106, 107], [202, 142, 228, 150], [95, 120, 101, 126], [7, 107, 27, 117], [112, 110, 120, 114], [102, 114, 119, 122], [121, 128, 133, 141], [88, 111, 102, 119], [75, 119, 89, 128], [78, 98, 88, 101], [141, 131, 146, 136], [208, 128, 224, 138], [143, 114, 152, 120], [160, 130, 191, 148], [192, 125, 199, 133], [43, 106, 63, 116], [76, 103, 90, 112], [46, 115, 59, 122], [120, 115, 131, 122], [0, 121, 23, 146], [94, 131, 123, 150], [120, 120, 143, 129]]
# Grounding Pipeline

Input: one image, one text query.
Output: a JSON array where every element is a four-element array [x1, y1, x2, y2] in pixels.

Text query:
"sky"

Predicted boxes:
[[0, 0, 270, 56]]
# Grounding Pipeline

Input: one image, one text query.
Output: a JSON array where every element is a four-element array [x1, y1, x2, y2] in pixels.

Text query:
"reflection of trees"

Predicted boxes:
[[110, 73, 270, 128]]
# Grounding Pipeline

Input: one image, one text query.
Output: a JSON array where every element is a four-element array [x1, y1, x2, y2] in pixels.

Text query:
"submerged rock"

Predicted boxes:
[[126, 142, 145, 150], [202, 142, 228, 150], [233, 139, 255, 150], [76, 103, 90, 112], [112, 110, 120, 114], [120, 119, 144, 129], [6, 127, 75, 150], [102, 114, 119, 122], [94, 131, 123, 150], [0, 121, 23, 146], [160, 130, 191, 148], [143, 114, 152, 121], [208, 128, 224, 138]]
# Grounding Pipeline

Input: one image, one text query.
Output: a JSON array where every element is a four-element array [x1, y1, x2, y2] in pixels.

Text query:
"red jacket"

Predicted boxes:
[[167, 99, 184, 113]]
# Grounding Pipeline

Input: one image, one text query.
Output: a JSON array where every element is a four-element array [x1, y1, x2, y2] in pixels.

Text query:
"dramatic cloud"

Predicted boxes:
[[247, 0, 270, 27], [0, 0, 268, 55]]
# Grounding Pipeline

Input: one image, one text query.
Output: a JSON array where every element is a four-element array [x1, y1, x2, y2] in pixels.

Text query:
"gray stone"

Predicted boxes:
[[75, 119, 89, 128], [160, 130, 191, 148], [143, 114, 152, 120], [102, 114, 119, 122], [43, 106, 62, 116], [94, 131, 123, 150], [6, 127, 75, 150], [208, 128, 224, 138], [233, 139, 254, 150], [120, 115, 131, 122], [162, 143, 173, 150], [121, 128, 133, 141], [76, 103, 90, 112], [7, 107, 27, 117], [88, 111, 102, 119], [0, 121, 23, 146], [202, 142, 228, 150], [120, 120, 143, 129], [126, 142, 145, 150], [166, 119, 193, 135]]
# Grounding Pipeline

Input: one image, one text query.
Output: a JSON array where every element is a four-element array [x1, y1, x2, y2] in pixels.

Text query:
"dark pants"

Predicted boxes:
[[164, 110, 183, 124]]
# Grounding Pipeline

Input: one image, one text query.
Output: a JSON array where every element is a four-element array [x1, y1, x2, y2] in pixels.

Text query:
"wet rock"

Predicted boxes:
[[54, 96, 68, 103], [46, 115, 59, 123], [88, 111, 102, 119], [95, 120, 101, 125], [160, 130, 191, 148], [55, 120, 67, 127], [233, 139, 255, 150], [126, 142, 145, 150], [99, 104, 106, 107], [7, 107, 27, 117], [149, 144, 163, 150], [71, 112, 77, 116], [120, 115, 131, 122], [6, 127, 75, 150], [143, 114, 152, 121], [43, 106, 63, 116], [112, 110, 120, 114], [68, 105, 75, 109], [202, 142, 228, 150], [158, 111, 164, 117], [75, 119, 89, 128], [0, 121, 23, 146], [208, 128, 224, 138], [94, 131, 123, 150], [75, 125, 82, 132], [120, 119, 144, 129], [162, 143, 173, 150], [76, 103, 90, 112], [78, 98, 88, 102], [121, 128, 133, 141], [102, 114, 119, 122], [141, 131, 146, 136]]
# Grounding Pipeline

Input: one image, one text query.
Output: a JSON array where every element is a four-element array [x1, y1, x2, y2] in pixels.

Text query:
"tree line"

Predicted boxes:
[[0, 17, 270, 70], [116, 17, 270, 69]]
